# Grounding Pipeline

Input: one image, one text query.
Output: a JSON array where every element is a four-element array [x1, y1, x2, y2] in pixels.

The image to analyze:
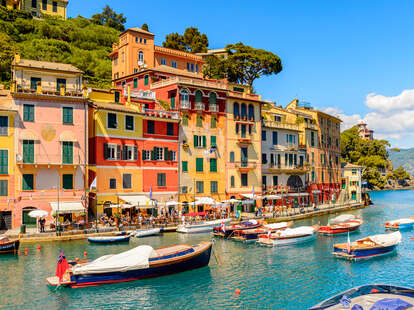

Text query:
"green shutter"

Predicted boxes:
[[195, 90, 202, 103], [23, 140, 34, 164], [62, 174, 73, 190], [144, 75, 149, 85], [62, 142, 73, 164], [196, 158, 203, 172], [211, 117, 216, 128], [142, 150, 145, 160], [182, 115, 188, 126], [22, 174, 34, 190], [211, 136, 216, 148], [0, 180, 7, 196], [24, 105, 34, 122], [133, 78, 138, 88], [63, 107, 73, 124], [210, 158, 217, 172], [193, 135, 198, 147], [151, 149, 155, 160], [164, 147, 168, 160], [230, 152, 234, 163], [202, 136, 206, 148], [196, 116, 202, 127], [182, 161, 188, 172], [0, 150, 7, 174], [170, 94, 176, 109]]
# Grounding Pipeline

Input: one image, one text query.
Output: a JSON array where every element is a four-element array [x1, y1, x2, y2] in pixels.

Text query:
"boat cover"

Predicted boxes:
[[246, 220, 258, 225], [264, 222, 288, 230], [73, 245, 156, 275], [370, 298, 412, 310], [278, 226, 314, 237], [330, 214, 356, 224], [365, 231, 402, 246], [388, 218, 414, 225]]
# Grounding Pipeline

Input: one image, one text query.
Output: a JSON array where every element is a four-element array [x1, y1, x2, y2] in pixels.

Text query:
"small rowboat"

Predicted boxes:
[[319, 219, 362, 235], [231, 222, 293, 243], [385, 217, 414, 230], [177, 219, 232, 234], [0, 235, 20, 254], [332, 231, 401, 261], [131, 228, 161, 238], [257, 225, 319, 246], [46, 241, 212, 288], [87, 235, 130, 244], [310, 284, 414, 310], [212, 220, 262, 238]]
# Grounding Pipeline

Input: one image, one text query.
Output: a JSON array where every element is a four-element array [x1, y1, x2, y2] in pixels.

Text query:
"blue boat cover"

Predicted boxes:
[[352, 305, 363, 310], [370, 298, 413, 310]]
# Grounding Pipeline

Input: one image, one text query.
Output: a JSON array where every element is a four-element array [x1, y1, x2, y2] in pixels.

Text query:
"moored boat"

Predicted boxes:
[[385, 217, 414, 230], [329, 214, 358, 225], [231, 221, 293, 243], [212, 220, 262, 238], [87, 234, 130, 244], [131, 228, 161, 238], [310, 284, 414, 309], [46, 241, 212, 288], [0, 235, 20, 254], [257, 225, 319, 246], [177, 219, 231, 234], [319, 219, 362, 235], [332, 231, 401, 260]]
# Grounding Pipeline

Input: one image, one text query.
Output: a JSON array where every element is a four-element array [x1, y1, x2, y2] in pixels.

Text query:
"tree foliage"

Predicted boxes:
[[0, 6, 118, 88], [91, 5, 126, 32], [163, 27, 208, 53], [387, 166, 410, 181], [141, 23, 149, 31]]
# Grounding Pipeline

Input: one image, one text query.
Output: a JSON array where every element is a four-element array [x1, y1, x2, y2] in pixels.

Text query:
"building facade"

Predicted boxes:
[[357, 121, 374, 141], [341, 163, 362, 203], [20, 0, 67, 19], [1, 0, 21, 10]]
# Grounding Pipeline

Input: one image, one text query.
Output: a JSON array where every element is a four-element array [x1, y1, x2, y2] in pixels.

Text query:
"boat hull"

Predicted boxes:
[[133, 228, 161, 238], [385, 222, 414, 230], [87, 235, 130, 244], [0, 239, 20, 254], [177, 219, 231, 234], [258, 233, 316, 246], [333, 244, 398, 260], [213, 223, 262, 238], [319, 225, 360, 235]]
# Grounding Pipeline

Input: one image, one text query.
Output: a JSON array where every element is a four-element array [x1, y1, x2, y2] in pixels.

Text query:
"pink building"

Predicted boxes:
[[357, 122, 374, 141]]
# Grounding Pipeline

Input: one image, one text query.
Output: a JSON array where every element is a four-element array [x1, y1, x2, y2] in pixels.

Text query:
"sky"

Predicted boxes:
[[68, 0, 414, 148]]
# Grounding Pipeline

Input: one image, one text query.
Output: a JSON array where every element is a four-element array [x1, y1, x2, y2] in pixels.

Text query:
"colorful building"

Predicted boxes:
[[0, 0, 21, 10], [11, 57, 87, 228], [357, 121, 374, 141], [0, 85, 17, 230], [20, 0, 68, 19], [341, 163, 362, 203]]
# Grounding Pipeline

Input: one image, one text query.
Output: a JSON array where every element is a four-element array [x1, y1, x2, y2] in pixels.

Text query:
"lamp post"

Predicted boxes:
[[55, 177, 60, 236]]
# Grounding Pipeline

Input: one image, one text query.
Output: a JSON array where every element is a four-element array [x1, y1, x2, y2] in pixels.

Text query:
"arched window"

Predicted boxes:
[[248, 104, 254, 120], [138, 51, 144, 64], [180, 89, 189, 103], [195, 90, 203, 103], [209, 92, 216, 105], [233, 102, 239, 118], [241, 103, 247, 119]]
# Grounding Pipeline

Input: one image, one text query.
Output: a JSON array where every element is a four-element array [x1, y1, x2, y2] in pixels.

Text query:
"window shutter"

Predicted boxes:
[[235, 124, 239, 134], [211, 136, 216, 147], [142, 149, 145, 160], [116, 145, 121, 160], [122, 145, 126, 160], [151, 149, 155, 160], [134, 146, 138, 160], [103, 144, 109, 159], [169, 150, 173, 161], [193, 135, 198, 147], [164, 147, 168, 160], [202, 136, 206, 148]]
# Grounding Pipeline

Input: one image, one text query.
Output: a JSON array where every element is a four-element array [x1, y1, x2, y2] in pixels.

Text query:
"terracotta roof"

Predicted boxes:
[[343, 163, 363, 169], [92, 101, 144, 115], [13, 59, 83, 73], [153, 65, 202, 78], [125, 27, 154, 36], [154, 45, 203, 61]]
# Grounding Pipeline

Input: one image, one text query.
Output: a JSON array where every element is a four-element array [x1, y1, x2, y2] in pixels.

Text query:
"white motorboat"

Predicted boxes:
[[257, 225, 319, 246], [177, 219, 232, 234], [131, 228, 161, 238]]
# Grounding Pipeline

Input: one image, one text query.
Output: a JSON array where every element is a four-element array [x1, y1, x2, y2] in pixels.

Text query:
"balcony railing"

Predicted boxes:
[[142, 107, 179, 120], [195, 102, 205, 111], [13, 85, 83, 98], [19, 154, 83, 166], [151, 76, 227, 90], [268, 164, 306, 172], [180, 100, 191, 109], [304, 122, 318, 130], [209, 104, 219, 112], [125, 88, 156, 100], [227, 90, 261, 101], [262, 120, 299, 131], [235, 161, 257, 170]]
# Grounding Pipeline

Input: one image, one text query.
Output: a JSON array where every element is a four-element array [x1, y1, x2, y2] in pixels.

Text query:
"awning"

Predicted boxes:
[[241, 194, 263, 199], [264, 194, 282, 199], [59, 131, 78, 142], [19, 129, 40, 140], [50, 201, 85, 214], [312, 190, 321, 194], [118, 195, 156, 208]]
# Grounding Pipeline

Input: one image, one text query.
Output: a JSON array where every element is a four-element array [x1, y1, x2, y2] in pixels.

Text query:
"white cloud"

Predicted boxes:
[[365, 89, 414, 113], [321, 107, 362, 130]]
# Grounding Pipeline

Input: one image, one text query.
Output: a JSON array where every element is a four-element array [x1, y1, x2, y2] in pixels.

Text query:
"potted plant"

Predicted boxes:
[[235, 115, 240, 120]]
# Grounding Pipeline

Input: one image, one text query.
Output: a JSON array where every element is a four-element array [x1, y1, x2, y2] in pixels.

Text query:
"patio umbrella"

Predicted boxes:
[[166, 201, 182, 206], [196, 197, 217, 205], [221, 199, 240, 203]]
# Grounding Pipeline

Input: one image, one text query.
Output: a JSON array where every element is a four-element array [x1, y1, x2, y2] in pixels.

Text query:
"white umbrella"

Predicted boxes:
[[196, 197, 217, 205], [241, 193, 263, 199], [166, 201, 182, 206], [28, 210, 48, 218], [221, 199, 240, 203], [264, 194, 282, 199]]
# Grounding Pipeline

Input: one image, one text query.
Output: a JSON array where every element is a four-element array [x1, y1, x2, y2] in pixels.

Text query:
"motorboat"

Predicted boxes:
[[46, 241, 212, 288], [310, 284, 414, 309], [212, 220, 262, 238], [385, 217, 414, 230], [87, 234, 130, 244], [329, 214, 358, 225], [332, 231, 402, 260], [231, 221, 293, 243], [0, 235, 20, 254], [131, 228, 161, 238], [257, 225, 319, 246], [177, 219, 232, 234], [319, 218, 362, 235]]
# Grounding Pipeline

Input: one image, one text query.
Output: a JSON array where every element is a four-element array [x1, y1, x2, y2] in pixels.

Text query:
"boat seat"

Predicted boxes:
[[151, 244, 192, 258]]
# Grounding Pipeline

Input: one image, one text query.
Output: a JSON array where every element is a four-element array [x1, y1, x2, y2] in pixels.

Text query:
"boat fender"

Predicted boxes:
[[83, 251, 87, 257]]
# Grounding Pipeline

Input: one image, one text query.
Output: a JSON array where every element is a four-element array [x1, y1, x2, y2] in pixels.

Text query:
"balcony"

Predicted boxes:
[[151, 76, 227, 90], [227, 90, 261, 101], [12, 84, 83, 98], [235, 161, 257, 171], [18, 154, 83, 167], [209, 104, 219, 113], [268, 164, 307, 174], [142, 107, 179, 120], [262, 120, 299, 131], [195, 102, 205, 111], [237, 134, 252, 144], [125, 88, 156, 100], [304, 122, 318, 130], [180, 100, 191, 109]]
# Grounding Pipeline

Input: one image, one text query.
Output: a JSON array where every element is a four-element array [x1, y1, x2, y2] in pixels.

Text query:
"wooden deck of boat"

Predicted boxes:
[[152, 244, 192, 257], [322, 293, 414, 309]]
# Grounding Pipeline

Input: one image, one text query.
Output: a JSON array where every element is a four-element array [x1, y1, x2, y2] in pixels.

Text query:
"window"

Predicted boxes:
[[62, 142, 73, 164], [122, 145, 137, 161], [144, 39, 147, 44], [196, 158, 203, 172], [107, 113, 117, 129], [262, 176, 267, 187], [193, 135, 206, 148], [62, 174, 73, 190], [336, 155, 339, 165], [157, 173, 166, 187], [210, 158, 217, 172], [104, 144, 120, 160], [274, 115, 282, 122], [0, 150, 8, 174], [113, 55, 118, 66], [209, 92, 216, 105], [248, 104, 254, 120], [262, 130, 266, 141], [191, 63, 194, 72], [241, 173, 248, 187], [0, 116, 8, 136], [241, 104, 247, 119], [52, 1, 57, 12], [133, 78, 138, 88], [311, 131, 315, 147], [141, 150, 150, 161], [0, 180, 7, 196], [23, 104, 35, 122], [262, 153, 267, 164], [241, 124, 246, 138], [195, 90, 203, 103], [182, 115, 188, 126], [186, 62, 190, 71], [147, 120, 154, 134], [114, 91, 120, 103], [336, 139, 339, 147], [312, 171, 315, 182], [210, 136, 217, 148], [123, 174, 132, 189], [272, 131, 278, 145], [230, 151, 235, 163], [144, 75, 149, 85], [233, 102, 240, 118], [22, 174, 34, 190], [196, 181, 204, 193], [210, 181, 218, 193], [167, 123, 174, 136], [241, 147, 248, 164], [195, 64, 199, 73], [172, 61, 177, 68], [109, 178, 116, 189], [125, 115, 134, 131], [56, 78, 66, 92], [160, 58, 166, 65], [23, 140, 34, 163], [154, 147, 164, 161], [196, 115, 203, 127], [42, 0, 46, 10], [211, 117, 216, 128], [62, 107, 73, 124], [138, 51, 144, 63], [321, 134, 325, 145], [139, 38, 142, 43], [170, 93, 176, 109], [32, 0, 36, 8], [180, 89, 189, 105], [311, 152, 314, 164], [273, 176, 278, 186], [182, 186, 188, 194], [169, 150, 177, 161], [233, 87, 244, 92], [321, 171, 324, 182], [230, 176, 235, 187], [182, 161, 188, 172]]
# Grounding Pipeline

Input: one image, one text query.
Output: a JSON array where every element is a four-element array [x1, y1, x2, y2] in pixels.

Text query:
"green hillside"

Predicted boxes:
[[0, 7, 119, 89], [389, 148, 414, 176]]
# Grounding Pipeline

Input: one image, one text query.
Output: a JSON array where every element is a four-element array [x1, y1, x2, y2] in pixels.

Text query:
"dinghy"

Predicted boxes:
[[177, 219, 231, 234], [0, 235, 20, 254], [131, 228, 161, 238], [212, 220, 262, 238], [231, 221, 293, 243], [385, 217, 414, 230], [257, 225, 319, 246], [332, 231, 402, 260], [87, 234, 130, 244], [319, 219, 362, 235]]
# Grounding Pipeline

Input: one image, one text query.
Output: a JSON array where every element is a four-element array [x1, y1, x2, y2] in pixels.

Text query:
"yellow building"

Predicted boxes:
[[0, 85, 17, 230], [1, 0, 21, 10], [341, 163, 362, 203], [21, 0, 68, 19]]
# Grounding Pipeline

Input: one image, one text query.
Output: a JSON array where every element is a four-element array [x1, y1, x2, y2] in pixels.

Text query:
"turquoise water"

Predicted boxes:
[[1, 190, 413, 309]]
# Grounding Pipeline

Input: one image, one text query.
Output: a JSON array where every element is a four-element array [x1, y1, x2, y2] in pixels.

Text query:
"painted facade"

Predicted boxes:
[[341, 163, 362, 203], [11, 58, 87, 228], [1, 0, 21, 10], [21, 0, 67, 19]]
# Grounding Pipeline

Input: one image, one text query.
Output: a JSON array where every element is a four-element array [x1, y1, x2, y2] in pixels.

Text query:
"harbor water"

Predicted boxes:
[[1, 190, 413, 309]]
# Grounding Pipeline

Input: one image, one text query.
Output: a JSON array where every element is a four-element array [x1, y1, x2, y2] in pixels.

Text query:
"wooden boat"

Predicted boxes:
[[310, 284, 414, 309], [257, 225, 319, 246], [87, 234, 130, 244], [0, 235, 20, 254], [329, 214, 358, 225], [231, 221, 293, 243], [212, 220, 262, 238], [177, 219, 232, 234], [46, 241, 212, 288], [319, 219, 362, 235], [332, 231, 401, 261], [385, 217, 414, 230], [131, 228, 161, 238]]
